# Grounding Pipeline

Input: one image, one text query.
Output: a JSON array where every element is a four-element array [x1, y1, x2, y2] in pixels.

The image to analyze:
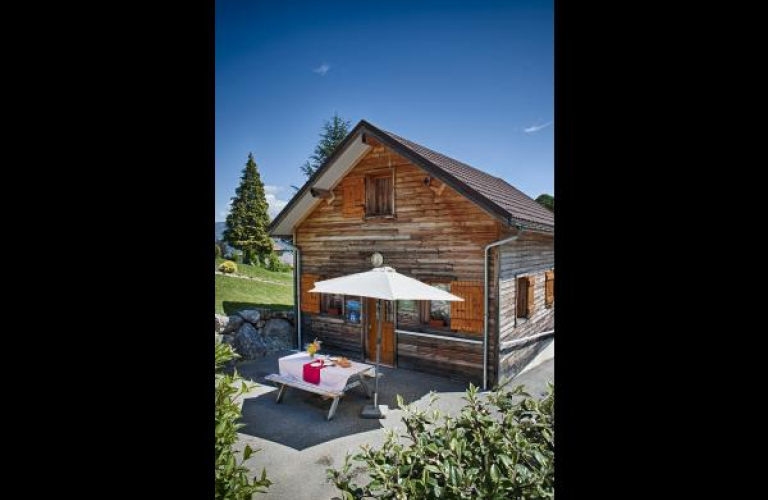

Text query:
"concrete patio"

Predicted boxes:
[[229, 344, 554, 500]]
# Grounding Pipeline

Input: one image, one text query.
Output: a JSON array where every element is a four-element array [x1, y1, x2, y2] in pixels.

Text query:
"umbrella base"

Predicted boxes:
[[360, 404, 388, 419]]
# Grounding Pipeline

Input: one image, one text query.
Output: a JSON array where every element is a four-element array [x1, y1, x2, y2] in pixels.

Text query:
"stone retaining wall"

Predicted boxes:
[[215, 309, 296, 359]]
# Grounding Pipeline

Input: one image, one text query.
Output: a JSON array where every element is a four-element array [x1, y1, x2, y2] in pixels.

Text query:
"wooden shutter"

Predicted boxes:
[[450, 281, 484, 334], [516, 277, 527, 318], [341, 177, 365, 218], [365, 174, 393, 216], [526, 276, 536, 317], [545, 270, 554, 308], [300, 274, 320, 313]]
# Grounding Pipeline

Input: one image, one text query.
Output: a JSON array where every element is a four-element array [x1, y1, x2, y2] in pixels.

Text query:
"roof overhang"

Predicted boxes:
[[269, 128, 371, 236]]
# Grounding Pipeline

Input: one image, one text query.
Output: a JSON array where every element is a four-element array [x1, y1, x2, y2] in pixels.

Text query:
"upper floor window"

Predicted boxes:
[[366, 173, 393, 217]]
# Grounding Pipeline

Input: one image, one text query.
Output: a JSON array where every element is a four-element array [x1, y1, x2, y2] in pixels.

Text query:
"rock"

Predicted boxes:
[[214, 333, 223, 344], [221, 334, 234, 345], [263, 318, 294, 352], [215, 314, 228, 334], [222, 315, 243, 334], [257, 320, 266, 328], [237, 309, 261, 324], [233, 323, 267, 359]]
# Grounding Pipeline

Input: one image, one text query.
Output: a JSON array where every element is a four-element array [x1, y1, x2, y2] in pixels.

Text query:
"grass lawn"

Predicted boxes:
[[215, 273, 294, 316], [215, 258, 292, 284]]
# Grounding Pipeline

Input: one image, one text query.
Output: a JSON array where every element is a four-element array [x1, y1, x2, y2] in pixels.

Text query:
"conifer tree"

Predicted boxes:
[[301, 113, 351, 178], [223, 153, 273, 264]]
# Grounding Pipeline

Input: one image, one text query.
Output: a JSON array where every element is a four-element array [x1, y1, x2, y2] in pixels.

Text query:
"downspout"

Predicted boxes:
[[483, 224, 524, 391], [282, 234, 301, 350]]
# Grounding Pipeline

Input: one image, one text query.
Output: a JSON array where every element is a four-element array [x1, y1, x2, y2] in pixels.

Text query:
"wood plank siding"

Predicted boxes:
[[497, 230, 555, 384], [296, 139, 504, 385]]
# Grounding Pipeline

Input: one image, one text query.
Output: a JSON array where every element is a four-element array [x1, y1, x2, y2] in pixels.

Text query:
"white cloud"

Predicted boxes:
[[313, 63, 330, 76], [218, 187, 289, 221], [523, 120, 554, 133], [266, 193, 289, 220]]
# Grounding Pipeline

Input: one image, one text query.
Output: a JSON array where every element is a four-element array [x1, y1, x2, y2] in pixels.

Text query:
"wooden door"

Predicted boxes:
[[366, 298, 395, 366]]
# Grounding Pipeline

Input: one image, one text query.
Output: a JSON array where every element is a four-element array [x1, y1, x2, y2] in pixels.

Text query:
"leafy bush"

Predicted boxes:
[[215, 341, 271, 499], [266, 252, 291, 272], [219, 260, 238, 274], [216, 244, 222, 258], [329, 383, 554, 499]]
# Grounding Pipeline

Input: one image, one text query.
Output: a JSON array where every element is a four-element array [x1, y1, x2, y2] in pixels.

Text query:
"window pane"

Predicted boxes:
[[429, 283, 451, 326], [398, 300, 416, 312], [397, 300, 419, 327], [345, 297, 361, 323], [323, 294, 343, 315]]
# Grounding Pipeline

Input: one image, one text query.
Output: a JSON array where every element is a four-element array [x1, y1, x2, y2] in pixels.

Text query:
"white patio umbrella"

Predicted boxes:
[[310, 266, 463, 419]]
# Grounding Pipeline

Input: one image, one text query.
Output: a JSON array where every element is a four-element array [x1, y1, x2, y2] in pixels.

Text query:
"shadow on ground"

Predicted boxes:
[[235, 350, 467, 450]]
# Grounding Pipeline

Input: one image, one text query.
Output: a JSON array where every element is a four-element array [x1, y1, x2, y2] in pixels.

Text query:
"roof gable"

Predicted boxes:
[[269, 120, 554, 236]]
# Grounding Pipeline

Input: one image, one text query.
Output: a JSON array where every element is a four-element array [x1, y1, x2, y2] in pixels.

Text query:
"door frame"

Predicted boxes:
[[364, 298, 397, 367]]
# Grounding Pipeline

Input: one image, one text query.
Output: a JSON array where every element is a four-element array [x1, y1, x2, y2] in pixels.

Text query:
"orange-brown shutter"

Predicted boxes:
[[300, 274, 321, 313], [526, 276, 536, 317], [450, 281, 484, 334], [545, 270, 554, 308], [341, 177, 365, 218]]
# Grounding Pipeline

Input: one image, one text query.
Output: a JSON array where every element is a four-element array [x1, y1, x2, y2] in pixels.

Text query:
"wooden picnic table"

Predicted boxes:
[[265, 353, 374, 420]]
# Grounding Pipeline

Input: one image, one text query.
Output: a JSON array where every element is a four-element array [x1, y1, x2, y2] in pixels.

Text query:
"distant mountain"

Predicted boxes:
[[215, 222, 227, 241]]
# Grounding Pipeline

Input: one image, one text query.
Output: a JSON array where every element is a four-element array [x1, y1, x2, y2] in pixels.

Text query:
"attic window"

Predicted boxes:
[[366, 173, 394, 217]]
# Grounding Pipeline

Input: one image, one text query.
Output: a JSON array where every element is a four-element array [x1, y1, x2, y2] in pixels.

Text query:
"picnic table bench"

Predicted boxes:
[[265, 353, 376, 420]]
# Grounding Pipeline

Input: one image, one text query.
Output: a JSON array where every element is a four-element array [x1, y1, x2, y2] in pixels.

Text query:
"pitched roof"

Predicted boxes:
[[268, 120, 553, 235], [372, 125, 554, 229]]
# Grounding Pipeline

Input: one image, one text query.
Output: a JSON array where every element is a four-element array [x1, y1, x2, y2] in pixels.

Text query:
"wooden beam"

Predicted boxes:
[[310, 187, 336, 205], [310, 187, 332, 198], [429, 182, 446, 197]]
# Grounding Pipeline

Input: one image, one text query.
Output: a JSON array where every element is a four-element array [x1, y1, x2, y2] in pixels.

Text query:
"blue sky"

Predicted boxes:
[[216, 0, 553, 221]]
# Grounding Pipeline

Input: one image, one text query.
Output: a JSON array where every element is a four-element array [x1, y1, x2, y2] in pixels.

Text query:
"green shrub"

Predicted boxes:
[[329, 383, 554, 499], [215, 341, 271, 499], [215, 244, 222, 258], [219, 260, 238, 274], [233, 253, 243, 264], [265, 252, 291, 272]]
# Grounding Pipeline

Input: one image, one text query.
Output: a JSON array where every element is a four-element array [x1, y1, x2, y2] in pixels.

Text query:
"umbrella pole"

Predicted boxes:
[[361, 298, 387, 419], [374, 299, 381, 407]]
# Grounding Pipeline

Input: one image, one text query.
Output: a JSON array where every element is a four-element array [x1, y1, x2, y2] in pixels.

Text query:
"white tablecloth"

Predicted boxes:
[[278, 352, 372, 393]]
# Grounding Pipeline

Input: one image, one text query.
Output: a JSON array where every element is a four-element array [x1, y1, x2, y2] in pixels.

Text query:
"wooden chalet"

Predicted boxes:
[[269, 120, 554, 388]]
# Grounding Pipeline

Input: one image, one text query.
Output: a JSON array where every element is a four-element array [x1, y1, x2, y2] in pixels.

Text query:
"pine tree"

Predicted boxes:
[[300, 113, 351, 178], [223, 153, 273, 264]]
